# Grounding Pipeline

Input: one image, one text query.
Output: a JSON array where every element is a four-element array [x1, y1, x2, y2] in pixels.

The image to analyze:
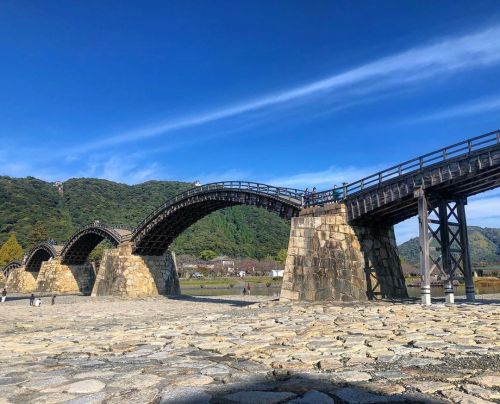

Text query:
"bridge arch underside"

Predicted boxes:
[[61, 229, 121, 265], [2, 261, 21, 279], [132, 192, 301, 256], [25, 245, 57, 273]]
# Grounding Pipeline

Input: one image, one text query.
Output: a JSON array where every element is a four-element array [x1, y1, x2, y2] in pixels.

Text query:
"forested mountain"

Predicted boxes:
[[0, 176, 290, 259], [1, 176, 498, 264], [398, 227, 500, 265]]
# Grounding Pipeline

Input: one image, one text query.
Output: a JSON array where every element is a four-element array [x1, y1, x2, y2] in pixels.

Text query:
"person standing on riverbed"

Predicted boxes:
[[29, 293, 35, 306], [246, 283, 251, 295], [1, 288, 6, 303]]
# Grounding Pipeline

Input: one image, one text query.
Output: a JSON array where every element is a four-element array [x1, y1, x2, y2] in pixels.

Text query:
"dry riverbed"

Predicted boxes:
[[0, 294, 499, 403]]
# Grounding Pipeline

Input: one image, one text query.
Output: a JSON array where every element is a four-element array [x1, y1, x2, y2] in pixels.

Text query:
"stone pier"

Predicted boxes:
[[92, 242, 180, 297], [5, 267, 37, 293], [281, 203, 407, 301], [37, 259, 95, 295]]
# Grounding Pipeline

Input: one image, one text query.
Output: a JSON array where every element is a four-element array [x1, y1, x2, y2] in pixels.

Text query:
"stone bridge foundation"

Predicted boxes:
[[281, 203, 407, 301], [91, 242, 180, 297], [5, 267, 37, 293], [37, 259, 95, 295]]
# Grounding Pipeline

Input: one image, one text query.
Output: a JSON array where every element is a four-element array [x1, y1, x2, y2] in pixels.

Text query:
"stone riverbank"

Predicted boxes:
[[0, 294, 499, 403]]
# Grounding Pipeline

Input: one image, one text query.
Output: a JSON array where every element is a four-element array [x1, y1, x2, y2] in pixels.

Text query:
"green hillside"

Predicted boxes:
[[0, 176, 290, 259], [398, 226, 500, 265], [1, 176, 498, 264]]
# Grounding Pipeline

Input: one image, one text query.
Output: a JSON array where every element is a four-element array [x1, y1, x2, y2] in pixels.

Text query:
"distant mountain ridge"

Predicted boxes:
[[0, 176, 290, 259], [398, 226, 500, 265], [1, 176, 498, 264]]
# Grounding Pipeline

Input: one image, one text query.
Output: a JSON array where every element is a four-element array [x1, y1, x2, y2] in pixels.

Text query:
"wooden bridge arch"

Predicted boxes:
[[60, 222, 132, 265], [2, 260, 22, 280], [25, 242, 61, 272], [131, 182, 303, 256]]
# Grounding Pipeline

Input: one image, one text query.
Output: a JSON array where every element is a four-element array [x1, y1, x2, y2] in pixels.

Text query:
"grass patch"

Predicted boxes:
[[180, 276, 282, 289]]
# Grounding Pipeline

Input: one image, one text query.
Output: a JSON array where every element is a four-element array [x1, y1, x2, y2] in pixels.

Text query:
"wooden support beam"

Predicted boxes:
[[457, 198, 475, 302], [416, 187, 431, 305]]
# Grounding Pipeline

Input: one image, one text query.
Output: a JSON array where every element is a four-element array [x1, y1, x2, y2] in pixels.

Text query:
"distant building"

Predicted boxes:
[[270, 269, 284, 278], [53, 181, 64, 195], [211, 256, 235, 275]]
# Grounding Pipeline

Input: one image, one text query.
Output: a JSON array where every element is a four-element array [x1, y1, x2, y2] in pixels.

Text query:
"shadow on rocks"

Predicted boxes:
[[168, 295, 265, 307], [158, 370, 446, 404]]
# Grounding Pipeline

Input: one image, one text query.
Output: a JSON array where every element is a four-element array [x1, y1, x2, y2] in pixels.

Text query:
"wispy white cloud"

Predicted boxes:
[[409, 95, 500, 123], [265, 165, 385, 189], [75, 155, 160, 184], [69, 24, 500, 154]]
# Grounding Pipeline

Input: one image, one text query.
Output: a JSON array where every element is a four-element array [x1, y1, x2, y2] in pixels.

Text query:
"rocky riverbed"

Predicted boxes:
[[0, 294, 499, 403]]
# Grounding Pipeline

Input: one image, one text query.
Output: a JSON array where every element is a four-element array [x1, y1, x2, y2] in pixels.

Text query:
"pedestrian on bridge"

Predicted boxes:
[[1, 288, 6, 303], [311, 187, 317, 206], [303, 188, 310, 205]]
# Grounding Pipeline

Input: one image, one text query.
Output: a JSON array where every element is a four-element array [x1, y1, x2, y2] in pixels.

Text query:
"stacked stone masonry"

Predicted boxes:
[[5, 267, 37, 293], [37, 259, 95, 295], [281, 203, 407, 301], [4, 243, 180, 298], [92, 242, 180, 297]]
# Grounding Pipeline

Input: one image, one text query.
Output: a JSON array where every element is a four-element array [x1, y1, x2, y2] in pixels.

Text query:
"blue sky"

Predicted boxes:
[[1, 1, 499, 242]]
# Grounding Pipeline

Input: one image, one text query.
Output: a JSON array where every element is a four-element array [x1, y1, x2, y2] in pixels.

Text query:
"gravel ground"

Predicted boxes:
[[0, 294, 499, 403]]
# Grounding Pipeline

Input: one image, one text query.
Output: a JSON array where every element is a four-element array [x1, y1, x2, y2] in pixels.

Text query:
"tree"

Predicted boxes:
[[89, 240, 114, 262], [275, 248, 288, 264], [0, 233, 24, 267], [27, 221, 49, 248], [199, 249, 218, 261]]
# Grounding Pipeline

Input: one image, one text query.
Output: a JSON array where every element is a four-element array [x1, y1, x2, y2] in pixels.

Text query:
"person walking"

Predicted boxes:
[[246, 283, 251, 295], [242, 287, 247, 296], [1, 288, 6, 303], [303, 188, 310, 206], [29, 293, 35, 306], [51, 295, 56, 305]]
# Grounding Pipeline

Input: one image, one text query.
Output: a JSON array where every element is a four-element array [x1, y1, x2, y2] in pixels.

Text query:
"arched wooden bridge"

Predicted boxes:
[[131, 182, 303, 255], [3, 129, 499, 304]]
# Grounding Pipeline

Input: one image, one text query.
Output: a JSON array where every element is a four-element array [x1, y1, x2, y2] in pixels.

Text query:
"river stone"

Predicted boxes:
[[62, 392, 107, 404], [470, 373, 500, 388], [0, 377, 26, 386], [333, 388, 389, 403], [65, 379, 106, 394], [289, 390, 334, 404], [174, 375, 214, 386], [23, 376, 68, 389], [161, 386, 212, 404], [331, 370, 372, 383], [440, 389, 495, 404], [222, 391, 297, 403]]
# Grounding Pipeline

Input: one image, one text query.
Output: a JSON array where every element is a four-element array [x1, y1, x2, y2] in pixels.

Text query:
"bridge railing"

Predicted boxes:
[[306, 129, 500, 206], [71, 222, 135, 233], [133, 181, 305, 233]]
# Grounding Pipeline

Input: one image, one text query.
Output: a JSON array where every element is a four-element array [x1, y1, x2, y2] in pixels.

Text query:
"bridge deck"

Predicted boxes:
[[310, 130, 500, 224]]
